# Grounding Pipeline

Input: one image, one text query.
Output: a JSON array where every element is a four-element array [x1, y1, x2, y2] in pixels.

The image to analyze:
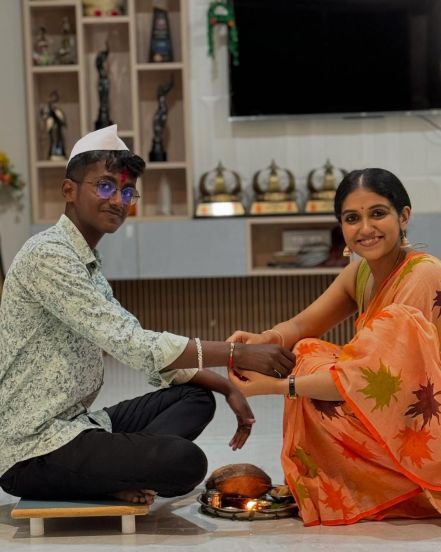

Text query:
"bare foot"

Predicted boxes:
[[112, 489, 157, 505]]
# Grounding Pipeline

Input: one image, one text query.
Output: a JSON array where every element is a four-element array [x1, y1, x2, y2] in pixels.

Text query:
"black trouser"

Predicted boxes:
[[0, 384, 216, 500]]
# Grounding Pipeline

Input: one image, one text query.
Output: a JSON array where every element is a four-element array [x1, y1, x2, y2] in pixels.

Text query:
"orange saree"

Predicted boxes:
[[282, 252, 441, 526]]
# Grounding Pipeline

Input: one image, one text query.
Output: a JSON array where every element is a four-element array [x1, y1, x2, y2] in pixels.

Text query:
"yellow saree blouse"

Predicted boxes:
[[282, 252, 441, 525]]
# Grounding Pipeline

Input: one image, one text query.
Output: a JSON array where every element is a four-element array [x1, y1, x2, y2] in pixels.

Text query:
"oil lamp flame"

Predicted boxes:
[[245, 500, 257, 511]]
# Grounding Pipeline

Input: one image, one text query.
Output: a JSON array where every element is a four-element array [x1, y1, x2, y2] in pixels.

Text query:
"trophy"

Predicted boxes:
[[95, 42, 113, 130], [149, 77, 174, 162], [149, 4, 173, 63], [250, 160, 298, 215], [195, 161, 245, 217], [40, 90, 67, 161], [305, 159, 347, 213]]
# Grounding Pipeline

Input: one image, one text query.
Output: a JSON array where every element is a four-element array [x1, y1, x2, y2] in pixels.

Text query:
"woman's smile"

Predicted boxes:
[[357, 236, 383, 248]]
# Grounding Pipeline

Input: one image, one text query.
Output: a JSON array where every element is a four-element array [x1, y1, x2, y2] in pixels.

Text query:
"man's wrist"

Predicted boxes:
[[231, 342, 244, 365]]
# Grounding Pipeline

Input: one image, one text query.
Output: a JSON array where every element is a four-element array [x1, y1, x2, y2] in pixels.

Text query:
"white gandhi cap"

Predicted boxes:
[[67, 124, 129, 164]]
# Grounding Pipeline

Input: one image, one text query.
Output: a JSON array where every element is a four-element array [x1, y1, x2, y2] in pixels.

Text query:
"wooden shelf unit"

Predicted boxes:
[[246, 215, 348, 276], [23, 0, 192, 223]]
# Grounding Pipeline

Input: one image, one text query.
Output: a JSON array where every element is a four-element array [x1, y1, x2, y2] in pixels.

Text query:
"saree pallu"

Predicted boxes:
[[282, 252, 441, 526]]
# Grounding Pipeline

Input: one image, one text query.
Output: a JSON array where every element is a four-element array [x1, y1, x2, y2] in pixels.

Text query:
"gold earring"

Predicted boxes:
[[343, 245, 352, 257], [400, 230, 411, 249]]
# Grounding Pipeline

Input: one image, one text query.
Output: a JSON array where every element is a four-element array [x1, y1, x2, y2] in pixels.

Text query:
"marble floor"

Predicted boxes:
[[2, 360, 441, 551]]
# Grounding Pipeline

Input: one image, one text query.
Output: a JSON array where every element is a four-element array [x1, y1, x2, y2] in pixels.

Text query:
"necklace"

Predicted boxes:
[[367, 249, 407, 305]]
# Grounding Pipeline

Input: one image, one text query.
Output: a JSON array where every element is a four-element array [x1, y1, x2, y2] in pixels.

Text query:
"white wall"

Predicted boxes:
[[188, 1, 441, 216], [1, 0, 441, 270], [0, 0, 30, 270]]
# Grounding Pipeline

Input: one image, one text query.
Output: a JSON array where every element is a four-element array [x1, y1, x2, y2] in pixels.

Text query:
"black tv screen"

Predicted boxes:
[[229, 0, 441, 119]]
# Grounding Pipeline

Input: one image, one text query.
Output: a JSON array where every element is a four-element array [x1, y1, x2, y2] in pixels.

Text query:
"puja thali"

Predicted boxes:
[[197, 486, 298, 521]]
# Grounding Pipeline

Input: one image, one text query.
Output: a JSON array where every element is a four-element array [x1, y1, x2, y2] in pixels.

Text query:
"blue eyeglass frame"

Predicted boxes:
[[71, 178, 141, 206]]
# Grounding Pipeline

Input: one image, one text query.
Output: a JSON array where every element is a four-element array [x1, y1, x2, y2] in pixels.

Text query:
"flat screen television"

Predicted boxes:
[[228, 0, 441, 120]]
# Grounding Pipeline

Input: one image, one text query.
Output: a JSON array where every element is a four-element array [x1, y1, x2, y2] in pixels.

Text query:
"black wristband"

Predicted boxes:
[[287, 375, 296, 399]]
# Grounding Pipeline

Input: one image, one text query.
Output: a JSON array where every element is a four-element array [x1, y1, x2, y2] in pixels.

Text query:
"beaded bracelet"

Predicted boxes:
[[228, 342, 235, 370], [195, 337, 203, 370]]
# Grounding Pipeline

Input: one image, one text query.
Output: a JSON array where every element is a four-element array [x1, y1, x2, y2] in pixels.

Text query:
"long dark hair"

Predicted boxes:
[[334, 168, 411, 222]]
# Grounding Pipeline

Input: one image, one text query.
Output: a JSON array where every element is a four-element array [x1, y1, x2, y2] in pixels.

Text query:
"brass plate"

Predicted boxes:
[[197, 491, 298, 521]]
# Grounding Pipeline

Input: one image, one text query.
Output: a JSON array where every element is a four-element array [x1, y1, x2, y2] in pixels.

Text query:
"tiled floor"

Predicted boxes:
[[2, 360, 441, 551]]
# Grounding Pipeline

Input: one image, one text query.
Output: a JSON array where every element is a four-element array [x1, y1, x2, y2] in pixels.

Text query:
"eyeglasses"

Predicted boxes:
[[73, 178, 140, 206]]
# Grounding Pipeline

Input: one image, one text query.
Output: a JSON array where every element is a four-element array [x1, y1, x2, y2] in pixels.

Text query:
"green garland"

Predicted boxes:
[[207, 1, 239, 66]]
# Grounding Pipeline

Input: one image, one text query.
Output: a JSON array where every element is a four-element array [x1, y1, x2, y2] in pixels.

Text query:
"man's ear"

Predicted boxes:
[[62, 179, 77, 203]]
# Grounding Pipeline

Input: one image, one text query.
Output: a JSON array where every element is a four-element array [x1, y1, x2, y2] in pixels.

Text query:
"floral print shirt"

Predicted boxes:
[[0, 215, 196, 477]]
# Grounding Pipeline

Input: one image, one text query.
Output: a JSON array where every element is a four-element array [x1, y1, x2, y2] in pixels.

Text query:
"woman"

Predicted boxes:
[[228, 168, 441, 525]]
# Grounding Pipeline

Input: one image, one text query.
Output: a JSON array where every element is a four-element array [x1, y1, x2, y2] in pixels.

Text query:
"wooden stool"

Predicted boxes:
[[11, 498, 149, 536]]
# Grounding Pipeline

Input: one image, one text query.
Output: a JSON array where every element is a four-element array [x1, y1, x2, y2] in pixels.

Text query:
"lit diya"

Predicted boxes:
[[198, 463, 298, 520]]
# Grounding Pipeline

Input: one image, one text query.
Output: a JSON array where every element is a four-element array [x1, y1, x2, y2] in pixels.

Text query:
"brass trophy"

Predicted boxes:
[[250, 160, 298, 215], [195, 161, 245, 217], [305, 159, 347, 213]]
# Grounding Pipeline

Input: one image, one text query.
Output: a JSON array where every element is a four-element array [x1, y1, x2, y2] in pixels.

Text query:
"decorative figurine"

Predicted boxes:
[[94, 42, 113, 130], [32, 26, 53, 66], [40, 91, 67, 161], [56, 17, 76, 65], [148, 76, 174, 162], [149, 4, 173, 63]]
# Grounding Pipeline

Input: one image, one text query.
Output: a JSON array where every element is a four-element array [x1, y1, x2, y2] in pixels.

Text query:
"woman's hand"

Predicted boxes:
[[233, 343, 295, 379], [228, 368, 285, 397], [227, 330, 272, 344], [225, 387, 256, 450]]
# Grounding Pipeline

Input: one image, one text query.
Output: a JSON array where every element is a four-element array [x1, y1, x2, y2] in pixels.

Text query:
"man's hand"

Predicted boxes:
[[225, 387, 255, 450], [233, 343, 295, 379], [190, 369, 255, 449]]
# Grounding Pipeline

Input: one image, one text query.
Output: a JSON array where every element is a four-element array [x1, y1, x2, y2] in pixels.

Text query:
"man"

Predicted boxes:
[[0, 126, 294, 505]]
